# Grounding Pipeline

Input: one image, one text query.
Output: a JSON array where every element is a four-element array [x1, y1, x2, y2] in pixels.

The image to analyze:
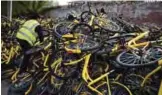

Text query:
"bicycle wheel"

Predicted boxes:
[[144, 46, 162, 63], [116, 50, 142, 67], [71, 23, 92, 36], [54, 22, 75, 38], [90, 81, 131, 95], [95, 18, 121, 32], [80, 11, 95, 22], [113, 17, 136, 33], [66, 39, 100, 52], [116, 47, 162, 67]]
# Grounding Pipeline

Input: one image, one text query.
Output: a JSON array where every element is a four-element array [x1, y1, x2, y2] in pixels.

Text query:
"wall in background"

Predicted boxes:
[[49, 1, 162, 27]]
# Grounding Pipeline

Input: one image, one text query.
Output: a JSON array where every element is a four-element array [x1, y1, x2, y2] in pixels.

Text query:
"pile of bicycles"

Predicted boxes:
[[1, 7, 162, 95]]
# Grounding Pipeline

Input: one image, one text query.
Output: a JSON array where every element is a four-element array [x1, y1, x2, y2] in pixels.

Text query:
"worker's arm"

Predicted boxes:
[[35, 25, 44, 42]]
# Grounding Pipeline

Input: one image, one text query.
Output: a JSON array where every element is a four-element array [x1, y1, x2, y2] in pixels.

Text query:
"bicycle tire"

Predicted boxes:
[[80, 11, 95, 22], [54, 21, 75, 38], [65, 39, 100, 52], [96, 18, 121, 32], [116, 47, 162, 67], [70, 23, 93, 36]]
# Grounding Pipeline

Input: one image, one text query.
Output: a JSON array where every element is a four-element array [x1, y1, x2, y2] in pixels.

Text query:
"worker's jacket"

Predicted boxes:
[[16, 20, 40, 46]]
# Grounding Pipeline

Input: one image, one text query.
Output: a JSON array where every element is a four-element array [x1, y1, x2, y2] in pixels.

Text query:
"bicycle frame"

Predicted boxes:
[[11, 37, 53, 82], [82, 53, 132, 95], [88, 13, 109, 28], [159, 80, 162, 95], [128, 31, 149, 50], [141, 59, 162, 95], [128, 30, 162, 50], [56, 50, 132, 95], [2, 41, 21, 64]]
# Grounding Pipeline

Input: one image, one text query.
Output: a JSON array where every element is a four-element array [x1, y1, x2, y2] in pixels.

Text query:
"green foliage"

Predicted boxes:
[[12, 1, 57, 17]]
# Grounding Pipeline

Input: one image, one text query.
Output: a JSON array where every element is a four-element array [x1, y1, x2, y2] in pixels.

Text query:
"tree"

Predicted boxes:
[[12, 1, 58, 17]]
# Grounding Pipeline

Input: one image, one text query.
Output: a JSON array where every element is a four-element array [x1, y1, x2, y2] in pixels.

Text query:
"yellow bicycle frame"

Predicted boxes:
[[81, 53, 132, 95], [128, 31, 149, 50], [141, 59, 162, 95], [158, 80, 162, 95]]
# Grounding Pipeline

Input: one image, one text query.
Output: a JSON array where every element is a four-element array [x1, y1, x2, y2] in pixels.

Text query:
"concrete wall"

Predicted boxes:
[[49, 1, 162, 27]]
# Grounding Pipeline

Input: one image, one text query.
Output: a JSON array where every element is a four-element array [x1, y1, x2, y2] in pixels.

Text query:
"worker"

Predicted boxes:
[[16, 14, 44, 73]]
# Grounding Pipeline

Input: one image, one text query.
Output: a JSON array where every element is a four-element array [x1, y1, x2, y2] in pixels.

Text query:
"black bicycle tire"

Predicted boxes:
[[54, 21, 75, 38], [97, 18, 122, 33], [70, 23, 93, 36], [80, 11, 95, 22], [116, 47, 162, 67], [65, 39, 101, 52]]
